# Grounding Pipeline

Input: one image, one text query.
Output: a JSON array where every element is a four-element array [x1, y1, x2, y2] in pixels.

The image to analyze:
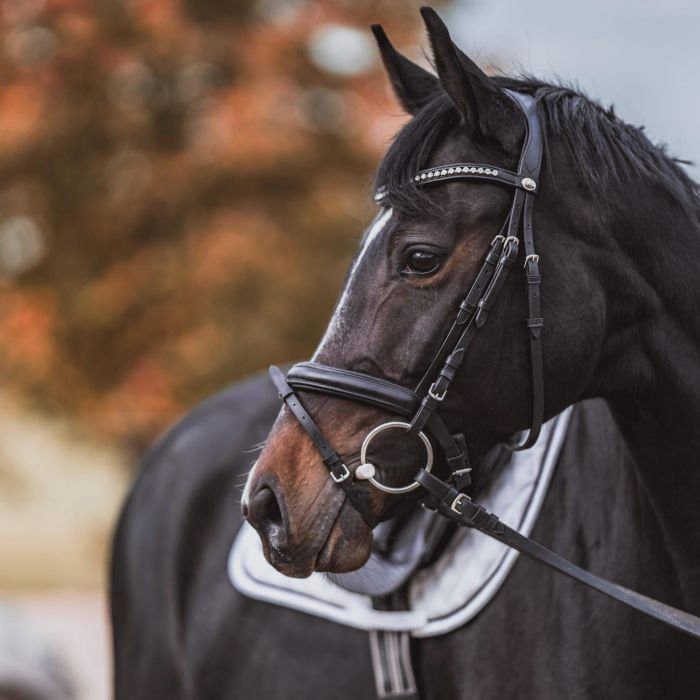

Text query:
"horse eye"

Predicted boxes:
[[405, 250, 440, 275]]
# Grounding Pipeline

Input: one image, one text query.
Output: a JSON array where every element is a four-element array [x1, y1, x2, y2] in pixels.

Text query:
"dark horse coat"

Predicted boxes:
[[111, 374, 700, 699], [112, 9, 700, 699]]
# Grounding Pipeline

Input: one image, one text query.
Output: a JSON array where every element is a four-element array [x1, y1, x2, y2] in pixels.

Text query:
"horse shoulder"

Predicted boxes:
[[110, 371, 280, 700]]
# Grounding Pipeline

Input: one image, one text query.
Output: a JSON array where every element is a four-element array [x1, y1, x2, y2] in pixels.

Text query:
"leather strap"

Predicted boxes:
[[506, 91, 545, 450], [288, 362, 419, 417], [415, 164, 526, 190], [414, 230, 506, 396], [269, 366, 377, 527], [409, 94, 545, 450], [409, 236, 519, 435], [415, 469, 700, 641], [286, 363, 471, 485]]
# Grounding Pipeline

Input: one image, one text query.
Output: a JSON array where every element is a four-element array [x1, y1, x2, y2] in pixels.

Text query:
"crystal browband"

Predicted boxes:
[[374, 163, 537, 202]]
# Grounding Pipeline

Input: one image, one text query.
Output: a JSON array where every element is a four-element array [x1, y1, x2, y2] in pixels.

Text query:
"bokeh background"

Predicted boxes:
[[1, 0, 698, 698]]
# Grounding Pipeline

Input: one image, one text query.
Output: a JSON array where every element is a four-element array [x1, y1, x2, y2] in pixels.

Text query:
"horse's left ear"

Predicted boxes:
[[371, 24, 440, 115], [420, 7, 523, 150]]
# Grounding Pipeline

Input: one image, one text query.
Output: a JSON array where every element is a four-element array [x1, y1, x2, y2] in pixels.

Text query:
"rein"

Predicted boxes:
[[268, 90, 700, 641]]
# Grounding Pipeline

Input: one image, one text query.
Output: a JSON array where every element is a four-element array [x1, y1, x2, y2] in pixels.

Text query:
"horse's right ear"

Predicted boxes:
[[371, 24, 439, 115]]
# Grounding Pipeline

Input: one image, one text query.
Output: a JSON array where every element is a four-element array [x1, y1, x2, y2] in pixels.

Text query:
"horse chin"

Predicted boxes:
[[313, 505, 373, 574], [260, 500, 372, 578]]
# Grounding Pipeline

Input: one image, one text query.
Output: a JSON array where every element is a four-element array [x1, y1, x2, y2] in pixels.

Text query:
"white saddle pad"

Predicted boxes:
[[229, 408, 572, 638]]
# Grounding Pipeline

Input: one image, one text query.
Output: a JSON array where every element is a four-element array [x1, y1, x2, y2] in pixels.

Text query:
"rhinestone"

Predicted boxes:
[[493, 170, 498, 176], [455, 166, 463, 173], [415, 175, 421, 181], [448, 167, 455, 174], [469, 167, 477, 173], [427, 171, 434, 178], [420, 173, 427, 180], [521, 177, 537, 191], [441, 169, 448, 176], [477, 167, 484, 174]]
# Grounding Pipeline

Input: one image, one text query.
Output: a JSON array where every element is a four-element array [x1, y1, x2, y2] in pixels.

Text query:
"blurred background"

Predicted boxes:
[[0, 0, 697, 698]]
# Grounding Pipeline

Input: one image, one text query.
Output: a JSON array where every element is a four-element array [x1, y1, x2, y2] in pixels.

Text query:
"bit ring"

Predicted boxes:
[[356, 421, 433, 494]]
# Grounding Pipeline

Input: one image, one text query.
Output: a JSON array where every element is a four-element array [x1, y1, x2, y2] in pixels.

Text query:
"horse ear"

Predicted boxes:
[[419, 7, 523, 149], [371, 24, 439, 115]]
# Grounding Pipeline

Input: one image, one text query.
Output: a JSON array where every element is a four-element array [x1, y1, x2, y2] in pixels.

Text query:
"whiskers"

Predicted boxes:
[[243, 440, 267, 454], [232, 458, 259, 504]]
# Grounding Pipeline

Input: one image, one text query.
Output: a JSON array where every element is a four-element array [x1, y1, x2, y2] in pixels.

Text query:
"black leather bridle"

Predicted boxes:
[[268, 91, 700, 640]]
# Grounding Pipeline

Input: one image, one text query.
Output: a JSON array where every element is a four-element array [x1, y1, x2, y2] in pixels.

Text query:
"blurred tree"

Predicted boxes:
[[0, 0, 440, 449]]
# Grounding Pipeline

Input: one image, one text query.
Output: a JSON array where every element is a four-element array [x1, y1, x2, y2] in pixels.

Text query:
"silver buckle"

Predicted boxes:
[[331, 464, 351, 483], [428, 382, 447, 402], [450, 493, 471, 513], [524, 253, 540, 268]]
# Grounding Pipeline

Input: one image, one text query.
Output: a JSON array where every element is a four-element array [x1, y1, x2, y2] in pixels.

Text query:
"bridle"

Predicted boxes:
[[272, 89, 541, 524], [267, 90, 700, 640]]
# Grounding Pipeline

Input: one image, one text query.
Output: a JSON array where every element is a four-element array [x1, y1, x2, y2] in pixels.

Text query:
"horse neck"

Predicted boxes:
[[591, 183, 700, 603]]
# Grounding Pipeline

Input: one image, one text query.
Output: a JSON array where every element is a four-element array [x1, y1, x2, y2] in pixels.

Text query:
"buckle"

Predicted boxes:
[[428, 381, 447, 402], [331, 464, 351, 483], [524, 253, 539, 268], [450, 492, 471, 514]]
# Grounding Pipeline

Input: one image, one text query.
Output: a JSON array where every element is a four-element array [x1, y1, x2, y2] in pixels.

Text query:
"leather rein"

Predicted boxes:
[[268, 91, 700, 640]]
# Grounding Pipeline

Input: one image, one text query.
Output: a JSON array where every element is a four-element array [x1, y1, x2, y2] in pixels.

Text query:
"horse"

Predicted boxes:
[[111, 8, 700, 699]]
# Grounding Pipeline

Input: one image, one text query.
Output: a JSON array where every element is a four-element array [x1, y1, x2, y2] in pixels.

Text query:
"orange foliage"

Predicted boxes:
[[0, 0, 437, 448]]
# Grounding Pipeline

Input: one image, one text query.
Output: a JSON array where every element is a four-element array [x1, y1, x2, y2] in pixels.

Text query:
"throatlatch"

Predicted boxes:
[[268, 90, 700, 641]]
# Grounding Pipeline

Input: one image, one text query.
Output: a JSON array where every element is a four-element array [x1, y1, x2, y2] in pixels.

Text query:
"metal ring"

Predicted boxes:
[[357, 421, 433, 494]]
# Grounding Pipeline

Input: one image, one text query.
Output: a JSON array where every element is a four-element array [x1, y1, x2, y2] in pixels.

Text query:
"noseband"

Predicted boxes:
[[267, 90, 700, 640]]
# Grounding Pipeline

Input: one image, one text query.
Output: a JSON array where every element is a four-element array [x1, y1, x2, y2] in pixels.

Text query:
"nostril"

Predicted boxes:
[[246, 484, 288, 555], [250, 485, 283, 527]]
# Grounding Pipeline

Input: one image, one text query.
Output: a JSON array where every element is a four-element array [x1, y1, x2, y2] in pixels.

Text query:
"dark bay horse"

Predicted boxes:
[[111, 8, 700, 699]]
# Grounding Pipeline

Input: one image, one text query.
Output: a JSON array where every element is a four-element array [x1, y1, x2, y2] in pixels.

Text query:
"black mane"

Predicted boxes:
[[375, 76, 700, 220]]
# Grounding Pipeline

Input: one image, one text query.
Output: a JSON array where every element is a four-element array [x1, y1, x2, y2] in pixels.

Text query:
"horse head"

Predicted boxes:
[[243, 8, 628, 578]]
